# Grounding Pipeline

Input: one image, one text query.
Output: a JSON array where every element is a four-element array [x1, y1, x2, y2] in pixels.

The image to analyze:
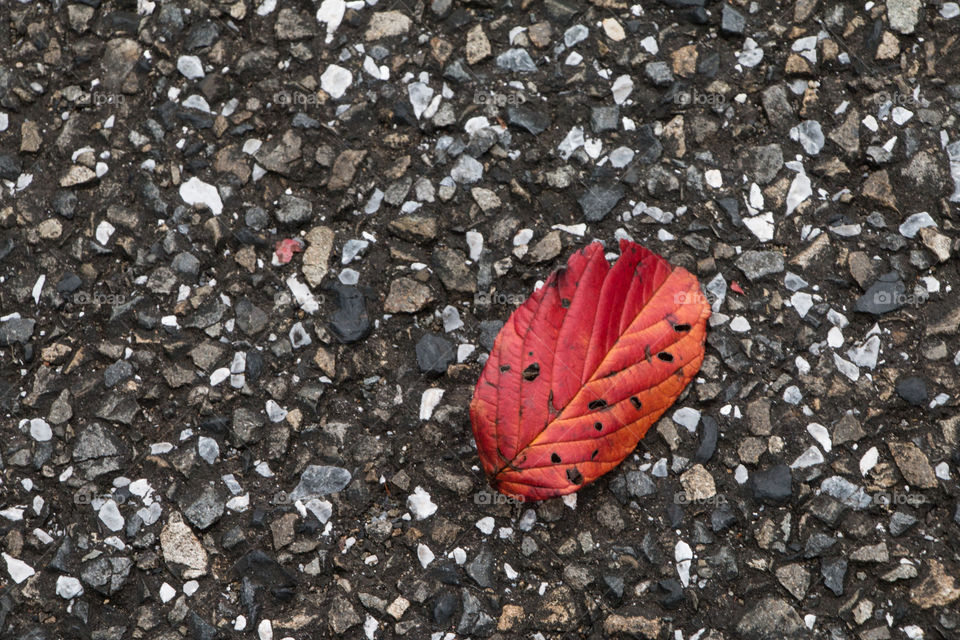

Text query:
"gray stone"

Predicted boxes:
[[290, 465, 352, 500], [180, 484, 226, 530], [496, 48, 537, 72], [104, 360, 133, 388], [736, 597, 806, 639], [172, 252, 201, 278], [416, 333, 455, 375], [275, 194, 313, 225], [235, 298, 268, 335], [896, 376, 928, 406], [721, 4, 747, 34], [736, 250, 785, 280], [890, 511, 918, 536], [821, 557, 847, 596], [740, 144, 783, 184], [579, 184, 625, 222], [749, 464, 792, 504], [80, 556, 133, 595], [466, 547, 495, 588], [644, 61, 674, 87], [761, 85, 794, 128], [854, 272, 905, 315], [0, 317, 35, 345], [506, 106, 550, 135], [591, 106, 619, 133], [457, 588, 495, 636]]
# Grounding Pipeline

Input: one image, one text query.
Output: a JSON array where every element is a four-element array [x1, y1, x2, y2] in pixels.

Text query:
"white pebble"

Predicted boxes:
[[177, 55, 205, 79], [29, 418, 52, 442], [96, 220, 115, 245], [442, 305, 463, 332], [417, 543, 435, 568], [476, 517, 495, 535], [265, 400, 288, 422], [419, 388, 444, 420], [806, 423, 832, 452], [860, 447, 879, 476], [98, 499, 124, 532], [179, 177, 223, 215], [258, 619, 273, 640], [791, 446, 824, 468], [465, 231, 484, 261], [611, 75, 633, 104], [675, 540, 692, 587], [56, 576, 84, 599], [321, 64, 352, 99], [3, 553, 35, 584], [407, 486, 437, 520], [827, 327, 844, 348], [672, 407, 700, 433], [729, 316, 751, 332], [198, 436, 219, 464]]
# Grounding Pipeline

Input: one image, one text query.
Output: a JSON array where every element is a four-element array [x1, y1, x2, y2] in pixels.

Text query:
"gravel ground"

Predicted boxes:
[[2, 0, 960, 638]]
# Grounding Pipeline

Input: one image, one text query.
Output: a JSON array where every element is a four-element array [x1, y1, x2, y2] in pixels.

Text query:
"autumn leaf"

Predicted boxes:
[[470, 239, 711, 501]]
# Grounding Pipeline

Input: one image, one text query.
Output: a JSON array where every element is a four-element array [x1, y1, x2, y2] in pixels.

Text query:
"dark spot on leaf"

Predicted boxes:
[[630, 396, 642, 410], [551, 452, 561, 464], [523, 363, 540, 381], [499, 365, 511, 372], [528, 351, 533, 356], [591, 449, 599, 459], [594, 422, 603, 431], [673, 323, 691, 332], [566, 467, 584, 484], [588, 399, 607, 411], [657, 352, 674, 362], [561, 298, 571, 308]]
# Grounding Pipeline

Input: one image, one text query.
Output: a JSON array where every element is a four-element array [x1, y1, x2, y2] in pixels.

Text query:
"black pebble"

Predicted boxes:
[[896, 376, 927, 406]]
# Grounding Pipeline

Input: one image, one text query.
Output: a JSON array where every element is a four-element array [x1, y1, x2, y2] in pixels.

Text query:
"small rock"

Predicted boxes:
[[896, 376, 928, 406], [749, 464, 792, 504], [290, 465, 352, 500], [496, 48, 537, 72], [384, 277, 433, 313], [416, 334, 455, 375], [821, 557, 847, 596], [736, 250, 784, 280], [736, 597, 805, 638], [911, 560, 960, 608], [888, 441, 937, 488], [326, 282, 371, 343]]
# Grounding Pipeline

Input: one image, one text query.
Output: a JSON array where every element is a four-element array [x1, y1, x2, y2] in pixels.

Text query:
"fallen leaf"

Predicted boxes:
[[470, 240, 710, 501]]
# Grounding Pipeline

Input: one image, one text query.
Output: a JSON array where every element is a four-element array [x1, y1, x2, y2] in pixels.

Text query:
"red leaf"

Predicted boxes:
[[470, 240, 711, 501], [730, 281, 745, 295]]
